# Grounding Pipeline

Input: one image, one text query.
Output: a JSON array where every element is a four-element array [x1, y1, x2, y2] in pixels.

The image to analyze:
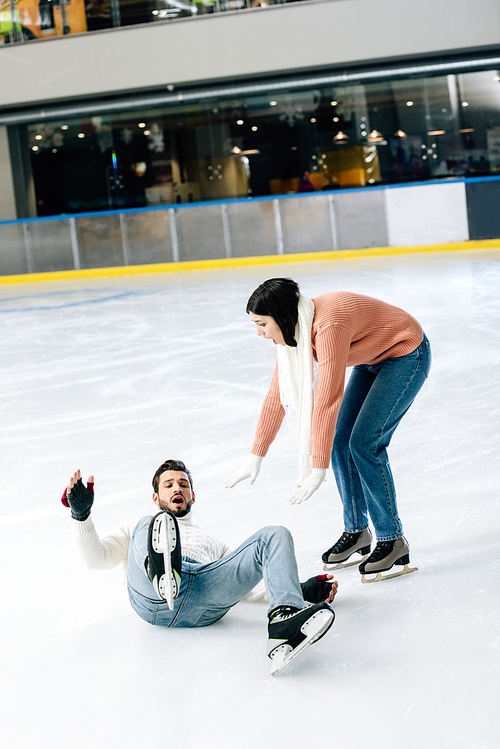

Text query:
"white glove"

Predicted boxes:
[[290, 468, 326, 505], [223, 454, 263, 488]]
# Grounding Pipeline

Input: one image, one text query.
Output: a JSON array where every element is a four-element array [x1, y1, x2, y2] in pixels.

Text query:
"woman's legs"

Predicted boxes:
[[331, 336, 431, 541]]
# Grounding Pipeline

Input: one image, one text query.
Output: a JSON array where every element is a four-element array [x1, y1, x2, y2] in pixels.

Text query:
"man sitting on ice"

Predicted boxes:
[[63, 459, 337, 676]]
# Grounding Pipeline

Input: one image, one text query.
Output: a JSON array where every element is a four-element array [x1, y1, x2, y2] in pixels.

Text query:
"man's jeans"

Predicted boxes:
[[126, 520, 305, 627], [331, 334, 431, 541]]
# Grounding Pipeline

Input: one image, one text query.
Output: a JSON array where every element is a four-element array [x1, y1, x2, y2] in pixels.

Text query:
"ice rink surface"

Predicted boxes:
[[1, 249, 499, 749]]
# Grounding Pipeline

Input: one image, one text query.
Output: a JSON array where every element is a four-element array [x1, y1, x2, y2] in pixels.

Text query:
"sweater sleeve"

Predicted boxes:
[[311, 324, 352, 468], [72, 516, 132, 570], [251, 359, 286, 457]]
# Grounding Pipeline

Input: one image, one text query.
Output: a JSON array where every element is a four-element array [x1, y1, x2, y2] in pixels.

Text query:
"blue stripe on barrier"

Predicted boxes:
[[2, 175, 500, 227]]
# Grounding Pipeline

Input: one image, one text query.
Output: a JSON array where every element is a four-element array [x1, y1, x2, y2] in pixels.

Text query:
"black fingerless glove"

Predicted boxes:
[[300, 575, 332, 604], [62, 478, 94, 521]]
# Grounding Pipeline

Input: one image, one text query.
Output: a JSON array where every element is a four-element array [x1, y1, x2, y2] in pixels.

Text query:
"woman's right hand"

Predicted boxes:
[[223, 454, 263, 488]]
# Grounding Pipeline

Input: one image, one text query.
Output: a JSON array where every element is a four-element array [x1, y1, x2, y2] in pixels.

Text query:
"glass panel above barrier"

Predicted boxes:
[[19, 66, 500, 220], [0, 222, 28, 275], [29, 218, 74, 272], [226, 200, 277, 257], [123, 209, 174, 265], [76, 213, 125, 269]]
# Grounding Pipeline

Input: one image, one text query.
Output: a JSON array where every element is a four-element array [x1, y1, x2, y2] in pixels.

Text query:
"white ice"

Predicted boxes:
[[1, 249, 499, 749]]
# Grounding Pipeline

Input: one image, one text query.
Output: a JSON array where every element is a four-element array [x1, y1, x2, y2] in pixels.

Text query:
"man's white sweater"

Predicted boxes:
[[72, 511, 230, 571]]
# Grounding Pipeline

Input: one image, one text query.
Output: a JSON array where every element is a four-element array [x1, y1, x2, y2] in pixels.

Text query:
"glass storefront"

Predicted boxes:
[[0, 0, 288, 43], [23, 66, 500, 217]]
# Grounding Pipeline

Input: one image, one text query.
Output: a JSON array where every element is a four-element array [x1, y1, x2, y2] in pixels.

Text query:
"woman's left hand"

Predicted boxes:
[[290, 468, 326, 504]]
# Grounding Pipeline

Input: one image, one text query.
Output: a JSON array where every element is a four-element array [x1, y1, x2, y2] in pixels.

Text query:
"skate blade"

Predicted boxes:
[[270, 610, 334, 676], [154, 514, 179, 609], [323, 553, 370, 571], [361, 564, 418, 584]]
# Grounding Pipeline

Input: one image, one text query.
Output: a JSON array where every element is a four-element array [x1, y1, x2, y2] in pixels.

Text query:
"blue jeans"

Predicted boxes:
[[331, 334, 431, 541], [126, 518, 305, 627]]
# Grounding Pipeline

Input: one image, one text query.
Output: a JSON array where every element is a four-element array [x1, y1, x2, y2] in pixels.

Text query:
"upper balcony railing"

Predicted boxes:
[[0, 0, 300, 44]]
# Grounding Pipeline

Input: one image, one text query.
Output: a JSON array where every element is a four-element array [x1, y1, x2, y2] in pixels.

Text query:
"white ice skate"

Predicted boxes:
[[360, 537, 417, 584]]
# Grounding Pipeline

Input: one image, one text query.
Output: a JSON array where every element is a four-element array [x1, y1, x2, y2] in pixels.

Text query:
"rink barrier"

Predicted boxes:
[[1, 175, 500, 282], [0, 239, 499, 284]]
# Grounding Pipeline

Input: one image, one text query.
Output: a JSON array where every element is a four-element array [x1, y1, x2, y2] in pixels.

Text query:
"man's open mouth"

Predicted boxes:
[[172, 495, 184, 506]]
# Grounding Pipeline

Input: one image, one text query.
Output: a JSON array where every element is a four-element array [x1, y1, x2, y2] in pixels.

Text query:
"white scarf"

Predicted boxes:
[[277, 293, 316, 482]]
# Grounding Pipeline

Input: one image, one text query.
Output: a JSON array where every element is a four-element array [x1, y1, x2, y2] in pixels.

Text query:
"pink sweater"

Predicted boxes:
[[251, 292, 423, 469]]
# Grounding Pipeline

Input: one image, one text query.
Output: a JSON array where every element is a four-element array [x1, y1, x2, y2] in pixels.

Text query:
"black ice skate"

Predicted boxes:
[[322, 528, 373, 570], [146, 511, 182, 609], [359, 536, 418, 583], [267, 602, 335, 676]]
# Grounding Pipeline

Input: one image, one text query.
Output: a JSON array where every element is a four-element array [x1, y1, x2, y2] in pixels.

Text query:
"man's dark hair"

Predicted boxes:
[[246, 278, 300, 347], [152, 459, 193, 493]]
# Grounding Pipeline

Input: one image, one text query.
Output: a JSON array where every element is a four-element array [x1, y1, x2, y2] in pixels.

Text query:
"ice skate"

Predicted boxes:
[[267, 602, 335, 676], [322, 528, 373, 570], [146, 511, 182, 609], [359, 536, 417, 583]]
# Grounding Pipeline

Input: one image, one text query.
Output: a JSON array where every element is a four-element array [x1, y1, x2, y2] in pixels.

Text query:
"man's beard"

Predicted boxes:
[[158, 498, 192, 518]]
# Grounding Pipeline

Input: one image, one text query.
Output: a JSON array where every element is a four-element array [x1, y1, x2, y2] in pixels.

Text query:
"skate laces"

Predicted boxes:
[[269, 605, 300, 622], [329, 531, 357, 554], [368, 540, 393, 562]]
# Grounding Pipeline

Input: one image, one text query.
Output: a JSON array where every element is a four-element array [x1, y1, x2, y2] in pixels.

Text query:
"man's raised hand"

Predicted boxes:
[[62, 469, 95, 521]]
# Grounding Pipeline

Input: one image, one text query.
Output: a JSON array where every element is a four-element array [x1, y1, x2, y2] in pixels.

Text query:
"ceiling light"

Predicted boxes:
[[406, 101, 414, 107], [252, 126, 258, 131], [152, 9, 159, 14], [331, 100, 338, 106], [462, 101, 469, 107], [333, 117, 339, 122], [270, 101, 277, 106], [61, 125, 68, 130], [236, 119, 244, 125], [310, 118, 317, 123], [427, 130, 446, 135], [460, 127, 475, 133], [333, 131, 349, 143], [231, 146, 242, 154], [77, 133, 85, 138], [52, 148, 57, 153], [394, 129, 407, 138], [31, 146, 39, 151], [138, 123, 146, 128], [35, 134, 43, 140], [143, 130, 150, 135], [367, 130, 384, 143]]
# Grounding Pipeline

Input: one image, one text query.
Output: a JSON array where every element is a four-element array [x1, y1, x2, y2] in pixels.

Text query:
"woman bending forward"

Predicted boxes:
[[224, 278, 431, 583]]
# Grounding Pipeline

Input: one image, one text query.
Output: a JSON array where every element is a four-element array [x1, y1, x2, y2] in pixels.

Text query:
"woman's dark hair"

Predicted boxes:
[[152, 459, 193, 493], [246, 278, 300, 347]]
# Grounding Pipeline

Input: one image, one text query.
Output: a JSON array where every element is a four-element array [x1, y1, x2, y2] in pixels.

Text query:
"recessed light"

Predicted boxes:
[[252, 126, 258, 131], [61, 125, 69, 130], [31, 146, 39, 151], [406, 101, 414, 107], [237, 120, 244, 125], [333, 117, 339, 122], [270, 101, 277, 106], [331, 100, 338, 106], [310, 118, 317, 123], [462, 101, 469, 107], [35, 135, 43, 140], [143, 130, 150, 135], [77, 133, 85, 138], [138, 123, 146, 128]]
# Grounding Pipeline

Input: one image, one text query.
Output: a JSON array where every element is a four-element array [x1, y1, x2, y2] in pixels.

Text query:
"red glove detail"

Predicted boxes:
[[317, 574, 328, 581]]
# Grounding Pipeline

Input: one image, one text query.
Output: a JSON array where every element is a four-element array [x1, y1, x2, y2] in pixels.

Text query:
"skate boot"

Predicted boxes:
[[146, 511, 182, 609], [322, 528, 373, 570], [267, 602, 335, 676], [359, 536, 418, 583]]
